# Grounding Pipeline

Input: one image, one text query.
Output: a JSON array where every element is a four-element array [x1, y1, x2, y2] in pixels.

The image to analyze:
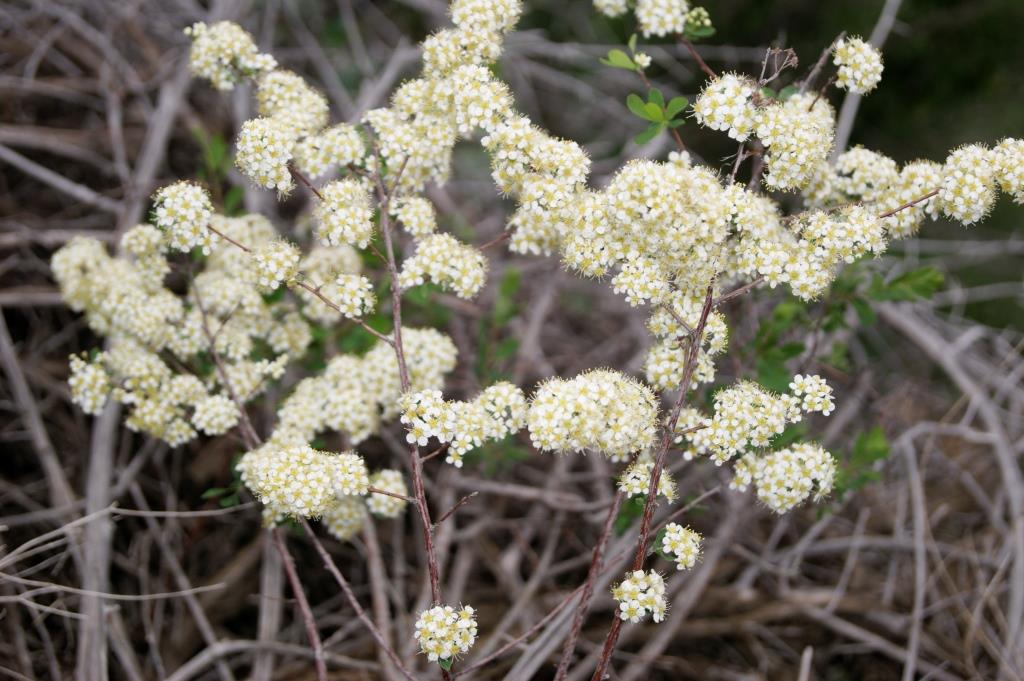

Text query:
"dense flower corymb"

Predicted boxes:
[[414, 605, 478, 662], [612, 570, 667, 623], [833, 36, 884, 95], [732, 442, 837, 513], [184, 21, 276, 90], [152, 181, 216, 254], [314, 179, 375, 248], [662, 523, 702, 570], [527, 369, 659, 461], [235, 117, 297, 192]]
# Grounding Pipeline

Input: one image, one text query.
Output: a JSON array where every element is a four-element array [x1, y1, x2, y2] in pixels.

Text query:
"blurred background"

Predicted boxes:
[[1, 1, 1022, 679]]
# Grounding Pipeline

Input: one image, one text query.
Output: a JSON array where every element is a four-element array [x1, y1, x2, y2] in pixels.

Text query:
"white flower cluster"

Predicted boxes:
[[331, 274, 376, 319], [392, 196, 438, 238], [293, 124, 365, 179], [256, 69, 328, 135], [677, 376, 833, 465], [54, 210, 305, 446], [314, 179, 374, 248], [789, 374, 835, 415], [322, 495, 367, 540], [833, 37, 884, 95], [315, 469, 410, 538], [877, 160, 942, 238], [644, 290, 729, 391], [272, 328, 458, 451], [618, 459, 676, 503], [527, 370, 658, 461], [414, 604, 478, 662], [68, 354, 110, 416], [661, 523, 702, 570], [692, 73, 757, 141], [593, 0, 628, 18], [938, 144, 998, 226], [732, 442, 836, 513], [755, 93, 835, 191], [399, 233, 488, 299], [296, 245, 364, 323], [358, 0, 520, 192], [484, 115, 590, 255], [191, 395, 239, 436], [251, 239, 300, 291], [235, 117, 298, 193], [184, 22, 276, 90], [400, 382, 527, 467], [367, 469, 409, 518], [994, 138, 1024, 204], [833, 147, 899, 202], [236, 444, 369, 518], [636, 0, 689, 37], [612, 570, 667, 623], [152, 181, 216, 254]]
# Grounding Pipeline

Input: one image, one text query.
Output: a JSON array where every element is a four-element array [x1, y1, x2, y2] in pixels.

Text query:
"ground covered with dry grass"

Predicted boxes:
[[1, 1, 1023, 680]]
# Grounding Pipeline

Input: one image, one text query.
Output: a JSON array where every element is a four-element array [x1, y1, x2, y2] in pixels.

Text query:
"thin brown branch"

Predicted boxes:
[[678, 37, 718, 79], [271, 529, 327, 681]]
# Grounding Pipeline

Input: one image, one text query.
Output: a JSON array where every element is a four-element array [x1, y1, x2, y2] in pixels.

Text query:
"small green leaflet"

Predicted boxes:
[[601, 48, 636, 71]]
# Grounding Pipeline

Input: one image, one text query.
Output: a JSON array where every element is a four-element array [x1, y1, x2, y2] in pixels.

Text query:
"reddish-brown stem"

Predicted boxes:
[[590, 284, 715, 681], [192, 286, 262, 450], [713, 276, 765, 306], [298, 519, 418, 681], [679, 36, 718, 79], [433, 492, 478, 529], [365, 147, 448, 679], [455, 584, 585, 677], [478, 231, 510, 251], [205, 224, 394, 346], [800, 32, 847, 94], [421, 443, 450, 462], [289, 165, 325, 201], [554, 490, 625, 680], [876, 188, 940, 219], [272, 529, 327, 681], [368, 485, 416, 504]]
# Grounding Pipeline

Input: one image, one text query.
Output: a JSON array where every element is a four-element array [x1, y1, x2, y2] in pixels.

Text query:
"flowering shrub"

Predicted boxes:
[[50, 1, 1024, 677]]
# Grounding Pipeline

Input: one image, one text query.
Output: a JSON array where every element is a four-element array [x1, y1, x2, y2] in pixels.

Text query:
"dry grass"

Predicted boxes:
[[1, 1, 1022, 680]]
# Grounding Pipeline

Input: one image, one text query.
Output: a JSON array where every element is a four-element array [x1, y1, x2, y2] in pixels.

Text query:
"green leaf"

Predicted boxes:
[[438, 658, 454, 671], [601, 49, 636, 70], [778, 341, 806, 360], [684, 23, 716, 40], [851, 297, 877, 326], [626, 93, 652, 120], [219, 493, 240, 508], [614, 496, 646, 535], [201, 487, 225, 500], [835, 426, 892, 499], [852, 426, 890, 467], [822, 301, 848, 332], [756, 357, 792, 393], [223, 186, 244, 216], [648, 88, 665, 108], [633, 122, 664, 145], [760, 86, 777, 100], [777, 85, 800, 101], [868, 267, 945, 301], [665, 96, 689, 119], [628, 34, 638, 53], [825, 342, 851, 372], [643, 102, 664, 122], [668, 119, 686, 128]]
